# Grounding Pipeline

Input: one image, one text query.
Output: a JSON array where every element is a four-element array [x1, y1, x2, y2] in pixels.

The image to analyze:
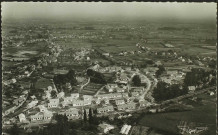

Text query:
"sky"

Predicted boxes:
[[1, 2, 217, 21]]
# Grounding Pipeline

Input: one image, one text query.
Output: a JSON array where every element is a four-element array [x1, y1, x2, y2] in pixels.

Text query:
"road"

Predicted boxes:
[[79, 77, 90, 93], [94, 86, 105, 97]]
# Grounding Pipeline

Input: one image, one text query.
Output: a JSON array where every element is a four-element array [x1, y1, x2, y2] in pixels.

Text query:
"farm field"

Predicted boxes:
[[137, 93, 216, 135], [81, 83, 104, 95]]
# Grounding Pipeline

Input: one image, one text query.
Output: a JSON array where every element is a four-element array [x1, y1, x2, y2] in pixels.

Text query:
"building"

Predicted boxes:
[[48, 98, 59, 108], [115, 99, 125, 105], [83, 95, 93, 101], [60, 108, 80, 120], [104, 99, 110, 105], [4, 106, 17, 115], [102, 53, 110, 57], [122, 93, 129, 98], [97, 106, 114, 113], [72, 100, 84, 107], [38, 105, 47, 112], [120, 124, 132, 135], [117, 103, 135, 111], [106, 84, 118, 92], [30, 111, 53, 122], [98, 123, 115, 134], [132, 87, 144, 93], [57, 92, 65, 99], [13, 95, 26, 106], [27, 100, 38, 108], [139, 100, 152, 107], [71, 93, 80, 99], [18, 113, 26, 123], [131, 92, 139, 97], [97, 93, 123, 100], [116, 87, 125, 93]]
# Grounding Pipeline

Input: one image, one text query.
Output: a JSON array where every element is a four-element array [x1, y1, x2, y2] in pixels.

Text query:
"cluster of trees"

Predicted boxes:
[[83, 108, 99, 125], [87, 69, 106, 84], [155, 65, 165, 77], [53, 69, 77, 91], [132, 75, 141, 86], [152, 81, 188, 102], [184, 68, 216, 87]]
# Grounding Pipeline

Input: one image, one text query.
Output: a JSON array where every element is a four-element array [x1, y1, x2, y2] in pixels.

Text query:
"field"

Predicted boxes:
[[81, 83, 104, 95], [137, 93, 216, 135]]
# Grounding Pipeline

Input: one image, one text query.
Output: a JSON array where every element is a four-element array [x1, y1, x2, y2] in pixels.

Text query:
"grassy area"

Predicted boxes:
[[138, 93, 216, 135]]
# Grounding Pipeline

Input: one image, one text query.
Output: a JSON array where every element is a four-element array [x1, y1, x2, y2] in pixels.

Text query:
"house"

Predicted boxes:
[[71, 93, 80, 99], [106, 84, 118, 92], [63, 97, 76, 106], [22, 90, 28, 95], [139, 100, 152, 107], [104, 99, 110, 105], [120, 124, 132, 135], [97, 106, 114, 113], [83, 95, 93, 101], [115, 99, 125, 105], [188, 86, 196, 93], [131, 92, 139, 97], [72, 100, 84, 107], [84, 100, 92, 106], [97, 93, 123, 100], [45, 91, 51, 99], [57, 92, 65, 99], [116, 87, 125, 93], [63, 108, 80, 120], [4, 106, 17, 115], [117, 103, 135, 111], [30, 111, 53, 122], [48, 98, 59, 108], [102, 53, 110, 57], [27, 100, 38, 108], [132, 87, 144, 93], [18, 113, 26, 122], [95, 99, 101, 105], [38, 105, 47, 112], [13, 95, 26, 105], [122, 93, 129, 98], [98, 123, 115, 134], [30, 95, 36, 100], [117, 74, 129, 84]]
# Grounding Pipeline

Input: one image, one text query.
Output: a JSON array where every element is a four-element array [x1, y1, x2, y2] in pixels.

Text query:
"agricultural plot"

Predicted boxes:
[[138, 93, 216, 135], [81, 83, 104, 95]]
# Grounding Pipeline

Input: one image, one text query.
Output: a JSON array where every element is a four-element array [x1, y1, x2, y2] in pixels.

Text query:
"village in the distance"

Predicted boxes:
[[2, 9, 217, 135]]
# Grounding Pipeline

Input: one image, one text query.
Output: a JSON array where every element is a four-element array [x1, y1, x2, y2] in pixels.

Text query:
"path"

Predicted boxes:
[[79, 77, 90, 93]]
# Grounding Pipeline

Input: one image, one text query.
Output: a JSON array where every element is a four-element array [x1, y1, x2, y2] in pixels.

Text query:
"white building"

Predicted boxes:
[[115, 99, 125, 105], [71, 93, 80, 99], [97, 106, 114, 113], [18, 113, 26, 123], [98, 123, 115, 134], [27, 100, 38, 108]]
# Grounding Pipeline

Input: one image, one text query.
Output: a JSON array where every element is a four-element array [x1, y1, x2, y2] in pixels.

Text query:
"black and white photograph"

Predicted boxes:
[[1, 2, 217, 135]]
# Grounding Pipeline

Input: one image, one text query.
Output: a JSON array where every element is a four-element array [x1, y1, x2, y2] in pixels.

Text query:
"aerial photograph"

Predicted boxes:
[[1, 2, 217, 135]]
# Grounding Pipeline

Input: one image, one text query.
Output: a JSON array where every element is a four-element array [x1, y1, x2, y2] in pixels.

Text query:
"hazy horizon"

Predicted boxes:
[[2, 2, 217, 23]]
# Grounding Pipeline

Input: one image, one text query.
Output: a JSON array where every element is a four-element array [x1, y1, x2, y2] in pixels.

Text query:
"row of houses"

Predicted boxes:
[[97, 93, 128, 100]]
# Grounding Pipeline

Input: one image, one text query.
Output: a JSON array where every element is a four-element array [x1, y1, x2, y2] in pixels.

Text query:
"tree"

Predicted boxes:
[[88, 108, 93, 124], [155, 65, 165, 77], [132, 75, 141, 86], [84, 109, 87, 122], [51, 90, 57, 98], [87, 69, 94, 76]]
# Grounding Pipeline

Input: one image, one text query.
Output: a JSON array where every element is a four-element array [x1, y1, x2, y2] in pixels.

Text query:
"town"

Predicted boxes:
[[2, 2, 217, 135]]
